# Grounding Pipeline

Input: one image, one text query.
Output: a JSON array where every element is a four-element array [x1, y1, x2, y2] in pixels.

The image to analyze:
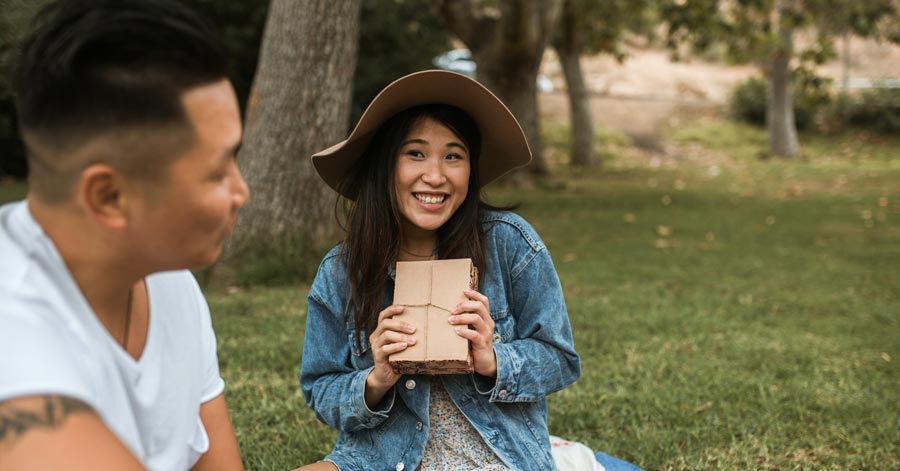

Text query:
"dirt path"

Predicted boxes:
[[538, 39, 900, 149]]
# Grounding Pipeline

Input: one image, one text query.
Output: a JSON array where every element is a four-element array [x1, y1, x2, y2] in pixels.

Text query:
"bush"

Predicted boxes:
[[836, 86, 900, 135], [729, 71, 832, 131]]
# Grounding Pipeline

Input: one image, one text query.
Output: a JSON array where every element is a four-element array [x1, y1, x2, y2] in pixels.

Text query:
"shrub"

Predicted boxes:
[[838, 86, 900, 135], [729, 72, 832, 131]]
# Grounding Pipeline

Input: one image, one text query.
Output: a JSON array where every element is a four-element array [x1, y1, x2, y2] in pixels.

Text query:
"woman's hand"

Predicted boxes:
[[449, 289, 497, 377], [365, 305, 416, 408]]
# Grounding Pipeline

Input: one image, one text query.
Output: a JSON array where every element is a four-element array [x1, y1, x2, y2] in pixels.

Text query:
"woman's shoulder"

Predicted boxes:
[[310, 243, 348, 293], [480, 209, 545, 253]]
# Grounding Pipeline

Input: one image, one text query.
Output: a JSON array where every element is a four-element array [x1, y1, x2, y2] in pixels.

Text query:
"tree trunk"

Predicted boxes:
[[841, 33, 850, 92], [215, 0, 360, 283], [475, 53, 548, 176], [553, 0, 597, 168], [438, 0, 562, 178], [766, 2, 799, 158]]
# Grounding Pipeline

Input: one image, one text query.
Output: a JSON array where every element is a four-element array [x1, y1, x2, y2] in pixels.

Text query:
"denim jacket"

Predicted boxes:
[[300, 211, 581, 471]]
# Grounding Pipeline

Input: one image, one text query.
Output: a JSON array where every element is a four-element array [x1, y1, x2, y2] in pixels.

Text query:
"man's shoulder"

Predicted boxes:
[[0, 201, 37, 293], [145, 270, 208, 319], [146, 269, 201, 294]]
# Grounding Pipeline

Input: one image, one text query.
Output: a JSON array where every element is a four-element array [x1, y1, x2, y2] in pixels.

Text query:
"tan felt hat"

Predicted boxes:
[[311, 70, 532, 199]]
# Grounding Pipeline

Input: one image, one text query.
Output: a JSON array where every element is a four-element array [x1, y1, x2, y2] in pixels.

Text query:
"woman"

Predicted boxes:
[[298, 70, 629, 471]]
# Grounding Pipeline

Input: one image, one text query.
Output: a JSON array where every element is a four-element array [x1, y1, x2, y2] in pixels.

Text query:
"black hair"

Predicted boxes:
[[336, 104, 506, 348], [15, 0, 229, 200]]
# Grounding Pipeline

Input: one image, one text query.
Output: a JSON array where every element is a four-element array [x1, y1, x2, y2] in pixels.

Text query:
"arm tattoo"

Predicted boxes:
[[0, 395, 93, 449]]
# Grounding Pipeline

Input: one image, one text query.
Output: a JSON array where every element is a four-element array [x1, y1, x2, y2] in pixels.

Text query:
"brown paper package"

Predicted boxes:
[[389, 258, 477, 375]]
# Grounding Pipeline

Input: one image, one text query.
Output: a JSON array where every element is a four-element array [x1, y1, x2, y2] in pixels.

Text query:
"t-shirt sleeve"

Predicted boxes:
[[191, 281, 225, 403], [0, 302, 95, 407]]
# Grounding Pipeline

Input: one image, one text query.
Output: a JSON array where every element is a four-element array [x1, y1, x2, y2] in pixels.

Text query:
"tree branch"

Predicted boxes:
[[436, 0, 498, 50]]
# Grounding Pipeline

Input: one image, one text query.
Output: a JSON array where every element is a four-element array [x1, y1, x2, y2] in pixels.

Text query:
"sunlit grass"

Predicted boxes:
[[208, 119, 897, 469]]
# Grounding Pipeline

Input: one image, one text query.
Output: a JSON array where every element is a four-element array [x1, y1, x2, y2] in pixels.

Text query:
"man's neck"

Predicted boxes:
[[27, 197, 146, 343]]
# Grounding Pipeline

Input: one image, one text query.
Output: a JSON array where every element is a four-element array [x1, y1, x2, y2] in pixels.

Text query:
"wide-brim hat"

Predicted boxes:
[[311, 70, 532, 199]]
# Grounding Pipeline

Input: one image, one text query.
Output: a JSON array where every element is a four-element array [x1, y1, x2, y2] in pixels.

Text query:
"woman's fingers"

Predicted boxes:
[[379, 330, 417, 349], [370, 305, 417, 360], [378, 304, 405, 323]]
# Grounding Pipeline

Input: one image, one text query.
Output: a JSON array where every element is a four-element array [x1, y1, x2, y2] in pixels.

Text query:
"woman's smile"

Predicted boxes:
[[394, 117, 470, 236]]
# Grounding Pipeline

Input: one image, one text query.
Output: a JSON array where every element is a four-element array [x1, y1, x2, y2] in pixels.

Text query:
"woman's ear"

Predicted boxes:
[[77, 164, 130, 230]]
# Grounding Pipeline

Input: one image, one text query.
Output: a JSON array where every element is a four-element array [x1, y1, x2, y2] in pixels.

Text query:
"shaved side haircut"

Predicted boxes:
[[15, 0, 229, 202]]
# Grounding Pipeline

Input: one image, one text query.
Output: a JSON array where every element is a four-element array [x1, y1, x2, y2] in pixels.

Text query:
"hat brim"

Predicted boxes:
[[311, 70, 532, 199]]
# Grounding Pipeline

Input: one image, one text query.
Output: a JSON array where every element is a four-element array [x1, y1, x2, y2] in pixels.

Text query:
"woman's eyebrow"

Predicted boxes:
[[399, 138, 467, 153], [400, 138, 428, 146], [446, 141, 468, 152]]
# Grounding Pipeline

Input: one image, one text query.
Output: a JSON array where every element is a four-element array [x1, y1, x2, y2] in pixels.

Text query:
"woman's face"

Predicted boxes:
[[394, 116, 471, 239]]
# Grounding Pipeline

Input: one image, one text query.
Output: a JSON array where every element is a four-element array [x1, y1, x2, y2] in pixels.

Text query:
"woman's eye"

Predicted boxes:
[[446, 153, 465, 160], [406, 150, 425, 158]]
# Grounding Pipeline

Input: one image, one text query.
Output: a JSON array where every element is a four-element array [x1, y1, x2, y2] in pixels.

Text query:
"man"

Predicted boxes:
[[0, 0, 248, 469]]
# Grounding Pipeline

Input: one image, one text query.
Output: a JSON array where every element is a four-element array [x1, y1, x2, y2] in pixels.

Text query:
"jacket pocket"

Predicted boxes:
[[347, 330, 374, 370], [492, 311, 516, 343]]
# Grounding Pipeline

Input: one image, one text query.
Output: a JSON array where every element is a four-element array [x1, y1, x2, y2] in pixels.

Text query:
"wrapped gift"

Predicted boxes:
[[389, 258, 477, 375]]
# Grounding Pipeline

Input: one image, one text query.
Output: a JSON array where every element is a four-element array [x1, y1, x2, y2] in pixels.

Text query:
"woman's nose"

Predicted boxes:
[[421, 159, 446, 185]]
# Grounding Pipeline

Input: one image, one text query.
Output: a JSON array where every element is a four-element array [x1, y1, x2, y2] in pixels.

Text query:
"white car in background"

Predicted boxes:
[[433, 48, 554, 92]]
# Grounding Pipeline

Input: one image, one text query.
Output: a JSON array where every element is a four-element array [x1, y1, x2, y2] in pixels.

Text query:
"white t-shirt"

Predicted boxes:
[[0, 200, 225, 470]]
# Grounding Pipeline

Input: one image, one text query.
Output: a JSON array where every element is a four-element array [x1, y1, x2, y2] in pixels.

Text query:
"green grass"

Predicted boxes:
[[0, 180, 26, 203], [208, 120, 899, 470], [4, 120, 897, 469]]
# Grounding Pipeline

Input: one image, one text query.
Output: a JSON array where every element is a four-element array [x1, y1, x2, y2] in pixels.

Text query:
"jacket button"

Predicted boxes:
[[416, 421, 423, 431], [396, 463, 405, 471], [499, 389, 508, 397], [492, 333, 501, 343], [405, 379, 416, 390]]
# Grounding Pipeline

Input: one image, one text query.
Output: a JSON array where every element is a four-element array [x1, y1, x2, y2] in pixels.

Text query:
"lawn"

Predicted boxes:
[[209, 120, 899, 470], [1, 119, 897, 469]]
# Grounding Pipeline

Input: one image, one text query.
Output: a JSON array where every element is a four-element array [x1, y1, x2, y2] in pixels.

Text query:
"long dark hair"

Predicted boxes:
[[335, 104, 507, 348]]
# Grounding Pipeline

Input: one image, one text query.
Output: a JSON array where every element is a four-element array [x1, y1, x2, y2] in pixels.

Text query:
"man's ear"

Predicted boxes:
[[77, 164, 130, 230]]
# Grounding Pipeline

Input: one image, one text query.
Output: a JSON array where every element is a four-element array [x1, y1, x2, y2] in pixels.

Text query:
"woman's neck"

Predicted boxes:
[[398, 231, 437, 261]]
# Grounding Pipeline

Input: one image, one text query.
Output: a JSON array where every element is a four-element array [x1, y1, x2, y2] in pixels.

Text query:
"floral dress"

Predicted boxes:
[[418, 381, 510, 471]]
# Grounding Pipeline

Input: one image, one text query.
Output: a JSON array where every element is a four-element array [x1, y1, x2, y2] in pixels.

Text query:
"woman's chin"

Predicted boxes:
[[407, 215, 450, 233]]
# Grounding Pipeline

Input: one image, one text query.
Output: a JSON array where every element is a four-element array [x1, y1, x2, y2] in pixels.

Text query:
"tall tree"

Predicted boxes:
[[216, 0, 360, 283], [662, 0, 898, 158], [437, 0, 562, 177], [352, 0, 452, 124], [552, 0, 653, 167], [767, 0, 799, 157]]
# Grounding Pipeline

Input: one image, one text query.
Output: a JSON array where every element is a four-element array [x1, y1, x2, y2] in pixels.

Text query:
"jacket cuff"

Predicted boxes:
[[351, 367, 395, 427], [484, 343, 521, 402]]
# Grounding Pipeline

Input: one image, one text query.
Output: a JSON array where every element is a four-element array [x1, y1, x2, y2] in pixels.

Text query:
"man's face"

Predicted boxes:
[[129, 79, 248, 270]]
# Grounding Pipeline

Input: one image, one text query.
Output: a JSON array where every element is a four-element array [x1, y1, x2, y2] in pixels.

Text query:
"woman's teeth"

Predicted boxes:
[[415, 194, 445, 204]]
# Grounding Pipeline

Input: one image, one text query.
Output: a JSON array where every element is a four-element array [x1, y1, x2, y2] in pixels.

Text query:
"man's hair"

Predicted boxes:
[[16, 0, 229, 201]]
